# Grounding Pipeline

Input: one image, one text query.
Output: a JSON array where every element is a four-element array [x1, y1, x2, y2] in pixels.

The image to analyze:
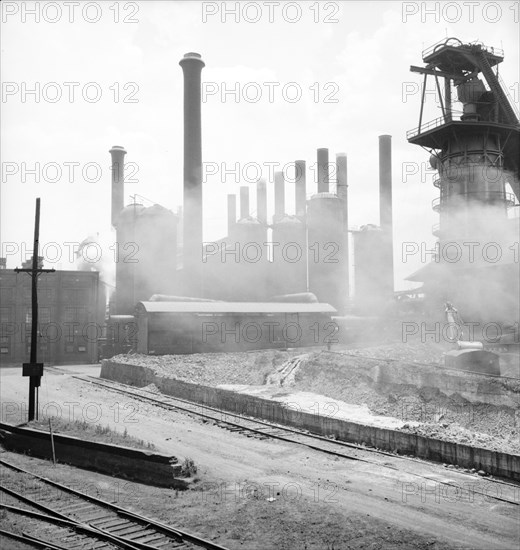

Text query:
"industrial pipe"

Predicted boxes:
[[109, 146, 127, 228], [179, 52, 205, 296], [295, 160, 306, 218], [257, 179, 267, 224], [274, 171, 285, 220], [227, 194, 236, 235], [317, 148, 329, 193], [240, 186, 249, 219]]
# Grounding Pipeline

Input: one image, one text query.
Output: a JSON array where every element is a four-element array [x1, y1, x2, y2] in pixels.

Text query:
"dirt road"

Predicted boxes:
[[1, 364, 518, 549]]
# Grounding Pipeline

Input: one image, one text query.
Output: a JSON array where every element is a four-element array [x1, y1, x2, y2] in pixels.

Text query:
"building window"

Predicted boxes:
[[40, 288, 55, 301], [0, 288, 13, 301], [40, 307, 51, 323], [0, 307, 10, 323], [25, 307, 50, 324], [64, 307, 87, 323]]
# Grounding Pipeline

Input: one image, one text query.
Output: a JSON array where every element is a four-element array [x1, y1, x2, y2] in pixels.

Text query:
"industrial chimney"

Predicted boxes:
[[274, 171, 285, 221], [256, 179, 267, 224], [317, 148, 329, 193], [227, 194, 236, 236], [179, 52, 205, 297], [295, 160, 306, 219], [240, 186, 250, 219], [378, 135, 394, 295], [109, 146, 127, 228], [336, 153, 349, 299]]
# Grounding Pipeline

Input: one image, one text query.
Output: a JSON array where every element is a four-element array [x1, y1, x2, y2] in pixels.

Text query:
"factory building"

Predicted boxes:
[[0, 267, 103, 365], [107, 50, 396, 325], [134, 300, 336, 354]]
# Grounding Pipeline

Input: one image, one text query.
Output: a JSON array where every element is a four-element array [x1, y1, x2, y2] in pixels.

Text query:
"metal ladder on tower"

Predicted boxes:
[[475, 48, 519, 126]]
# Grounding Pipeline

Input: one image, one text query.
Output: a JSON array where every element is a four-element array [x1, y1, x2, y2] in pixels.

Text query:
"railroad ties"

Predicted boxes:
[[0, 459, 229, 550]]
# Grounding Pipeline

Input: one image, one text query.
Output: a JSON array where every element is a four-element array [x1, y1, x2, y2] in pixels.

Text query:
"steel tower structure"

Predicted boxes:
[[408, 38, 519, 242], [407, 38, 519, 322]]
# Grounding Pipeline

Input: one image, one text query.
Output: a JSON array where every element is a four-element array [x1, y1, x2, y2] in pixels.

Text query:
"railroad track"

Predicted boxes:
[[0, 458, 229, 550], [76, 376, 520, 506]]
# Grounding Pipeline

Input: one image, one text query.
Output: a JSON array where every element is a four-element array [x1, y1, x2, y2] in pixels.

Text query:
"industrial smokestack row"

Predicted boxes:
[[179, 52, 205, 297], [109, 145, 127, 228]]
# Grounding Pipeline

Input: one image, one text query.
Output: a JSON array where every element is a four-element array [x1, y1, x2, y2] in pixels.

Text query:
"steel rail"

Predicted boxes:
[[0, 459, 229, 550], [77, 376, 520, 505], [0, 503, 136, 550]]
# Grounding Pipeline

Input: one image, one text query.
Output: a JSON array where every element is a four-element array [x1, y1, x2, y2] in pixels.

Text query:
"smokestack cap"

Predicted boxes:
[[179, 52, 205, 67], [109, 145, 127, 153]]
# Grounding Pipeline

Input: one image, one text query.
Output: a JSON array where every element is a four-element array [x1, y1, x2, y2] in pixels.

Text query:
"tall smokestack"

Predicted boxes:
[[257, 179, 267, 224], [378, 134, 394, 294], [274, 171, 285, 221], [240, 186, 249, 219], [379, 135, 393, 232], [227, 194, 236, 235], [179, 52, 205, 296], [317, 148, 329, 193], [295, 160, 306, 218], [336, 153, 349, 299], [109, 145, 127, 228]]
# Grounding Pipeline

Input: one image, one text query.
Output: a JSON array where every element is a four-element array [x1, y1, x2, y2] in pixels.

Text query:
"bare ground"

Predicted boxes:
[[1, 363, 518, 549]]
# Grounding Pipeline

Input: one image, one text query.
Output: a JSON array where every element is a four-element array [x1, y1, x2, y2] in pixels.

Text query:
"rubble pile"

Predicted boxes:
[[112, 342, 519, 455]]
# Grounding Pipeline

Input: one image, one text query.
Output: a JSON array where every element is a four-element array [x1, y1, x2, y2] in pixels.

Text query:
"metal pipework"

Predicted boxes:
[[295, 160, 306, 218], [317, 148, 329, 193], [109, 145, 127, 228], [257, 179, 267, 224], [240, 186, 250, 219]]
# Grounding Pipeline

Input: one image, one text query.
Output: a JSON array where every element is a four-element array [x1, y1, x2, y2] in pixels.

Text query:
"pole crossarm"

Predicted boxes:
[[14, 268, 56, 274]]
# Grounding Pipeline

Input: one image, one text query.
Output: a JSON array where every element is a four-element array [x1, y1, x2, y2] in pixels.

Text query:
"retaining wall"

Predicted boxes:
[[0, 422, 187, 488], [101, 360, 520, 480], [369, 362, 520, 408]]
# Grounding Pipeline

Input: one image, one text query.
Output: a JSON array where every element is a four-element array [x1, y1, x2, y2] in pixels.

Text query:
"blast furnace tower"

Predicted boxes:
[[407, 38, 519, 321]]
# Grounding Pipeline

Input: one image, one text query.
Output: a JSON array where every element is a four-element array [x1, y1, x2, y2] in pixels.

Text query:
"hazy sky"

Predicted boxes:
[[1, 0, 519, 289]]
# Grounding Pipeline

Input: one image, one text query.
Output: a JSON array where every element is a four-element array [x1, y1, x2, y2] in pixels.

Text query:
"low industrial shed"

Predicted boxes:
[[135, 301, 337, 354]]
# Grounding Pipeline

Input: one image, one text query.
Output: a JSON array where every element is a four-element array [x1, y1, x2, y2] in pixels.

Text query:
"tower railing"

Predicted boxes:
[[421, 38, 503, 60], [432, 191, 516, 211], [407, 116, 446, 139]]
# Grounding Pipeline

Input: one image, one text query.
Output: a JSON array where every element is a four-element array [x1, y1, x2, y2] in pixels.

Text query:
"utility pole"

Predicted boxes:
[[15, 198, 55, 421]]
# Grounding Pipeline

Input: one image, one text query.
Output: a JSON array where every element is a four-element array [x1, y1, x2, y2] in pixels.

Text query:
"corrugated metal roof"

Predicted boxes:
[[137, 301, 336, 314]]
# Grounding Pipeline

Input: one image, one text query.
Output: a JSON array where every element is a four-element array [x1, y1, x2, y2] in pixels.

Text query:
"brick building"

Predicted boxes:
[[0, 269, 104, 366]]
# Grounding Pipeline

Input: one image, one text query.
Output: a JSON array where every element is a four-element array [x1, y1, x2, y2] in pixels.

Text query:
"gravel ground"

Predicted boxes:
[[111, 343, 520, 455]]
